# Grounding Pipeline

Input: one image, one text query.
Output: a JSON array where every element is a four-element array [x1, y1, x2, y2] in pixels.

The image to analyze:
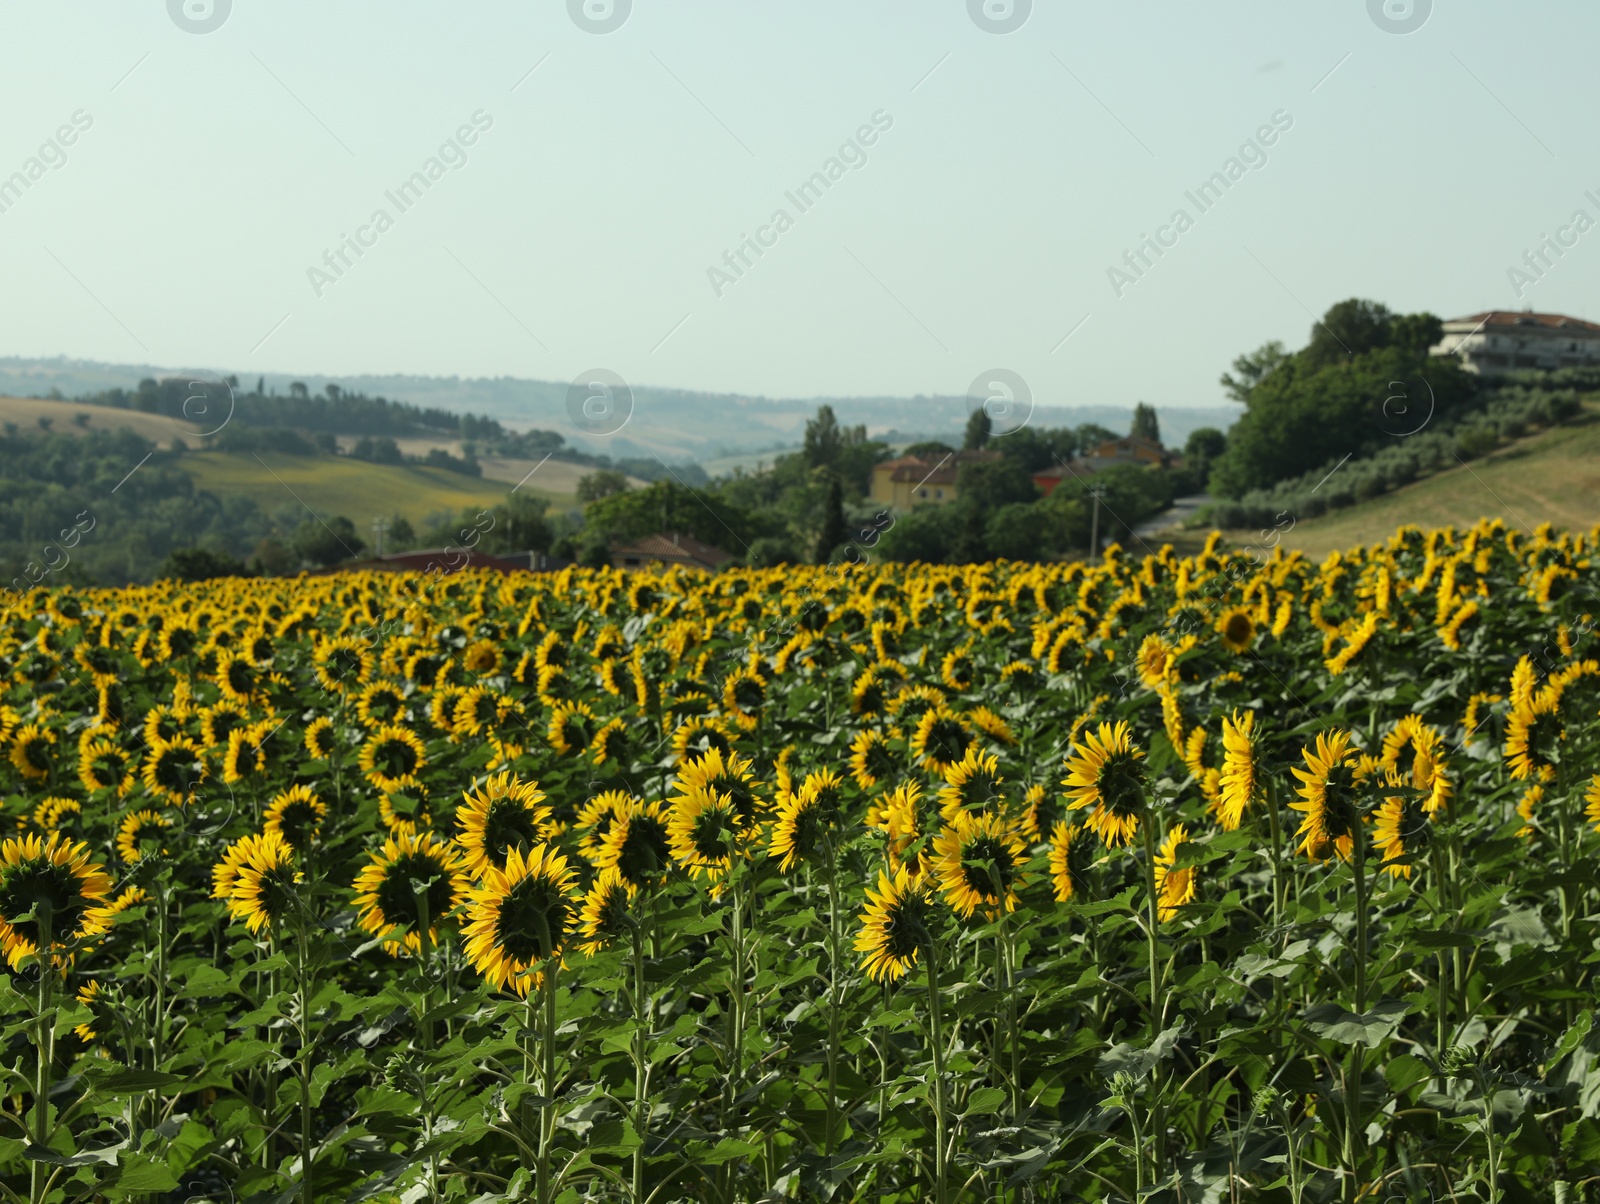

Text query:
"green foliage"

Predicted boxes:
[[1209, 298, 1478, 498], [1130, 402, 1160, 443], [292, 515, 365, 567], [575, 470, 631, 503], [963, 408, 992, 450], [157, 546, 249, 581]]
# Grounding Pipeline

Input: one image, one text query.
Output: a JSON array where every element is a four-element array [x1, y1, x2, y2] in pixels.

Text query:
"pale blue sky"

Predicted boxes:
[[0, 1, 1592, 421]]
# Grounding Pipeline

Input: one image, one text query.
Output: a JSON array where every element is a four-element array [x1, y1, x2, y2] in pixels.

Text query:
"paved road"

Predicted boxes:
[[1133, 493, 1210, 538]]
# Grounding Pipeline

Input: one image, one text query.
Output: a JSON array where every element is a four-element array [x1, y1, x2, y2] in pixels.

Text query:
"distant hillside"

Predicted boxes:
[[0, 355, 1240, 461], [1229, 401, 1600, 560]]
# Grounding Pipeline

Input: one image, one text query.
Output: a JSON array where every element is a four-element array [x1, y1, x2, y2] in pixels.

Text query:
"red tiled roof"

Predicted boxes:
[[611, 532, 735, 569], [877, 449, 1002, 486], [1444, 311, 1600, 334]]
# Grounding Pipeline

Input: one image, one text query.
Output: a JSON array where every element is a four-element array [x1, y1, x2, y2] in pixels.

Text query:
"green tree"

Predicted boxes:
[[815, 477, 846, 563], [963, 409, 992, 450], [1130, 403, 1161, 444], [292, 515, 364, 567], [482, 494, 552, 554], [1220, 340, 1290, 403], [159, 546, 248, 581], [1304, 298, 1395, 369], [577, 469, 631, 503]]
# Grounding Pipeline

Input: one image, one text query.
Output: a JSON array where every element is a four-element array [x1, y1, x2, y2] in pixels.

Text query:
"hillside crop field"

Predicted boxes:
[[3, 519, 1600, 1202], [179, 451, 532, 530], [1238, 405, 1600, 562]]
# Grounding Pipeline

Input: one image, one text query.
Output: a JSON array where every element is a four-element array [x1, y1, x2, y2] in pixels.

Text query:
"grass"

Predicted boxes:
[[180, 451, 534, 530], [1222, 404, 1600, 560]]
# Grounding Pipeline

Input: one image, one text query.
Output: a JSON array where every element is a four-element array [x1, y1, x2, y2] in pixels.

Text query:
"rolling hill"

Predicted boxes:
[[1226, 403, 1600, 560]]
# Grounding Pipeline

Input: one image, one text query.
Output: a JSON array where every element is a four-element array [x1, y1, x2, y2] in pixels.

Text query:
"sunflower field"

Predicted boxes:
[[2, 518, 1600, 1204]]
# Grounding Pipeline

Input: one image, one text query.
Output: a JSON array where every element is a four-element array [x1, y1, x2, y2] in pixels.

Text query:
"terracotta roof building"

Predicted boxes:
[[1032, 435, 1169, 497], [869, 449, 1003, 509], [1431, 310, 1600, 375], [611, 532, 735, 572]]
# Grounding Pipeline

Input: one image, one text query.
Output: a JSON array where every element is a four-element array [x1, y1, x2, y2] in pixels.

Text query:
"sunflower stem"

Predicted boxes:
[[294, 916, 315, 1204], [1139, 818, 1166, 1184], [823, 835, 841, 1157], [30, 913, 54, 1204], [923, 935, 950, 1204], [538, 960, 558, 1204], [630, 923, 651, 1204], [1343, 829, 1370, 1201]]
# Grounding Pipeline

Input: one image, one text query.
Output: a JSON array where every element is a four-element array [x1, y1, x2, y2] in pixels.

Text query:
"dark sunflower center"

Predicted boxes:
[[493, 875, 573, 962], [154, 748, 201, 793], [883, 896, 929, 959], [20, 737, 51, 772], [689, 807, 734, 859], [616, 818, 671, 882], [925, 720, 972, 764], [733, 679, 765, 710], [480, 800, 544, 864], [374, 854, 456, 931], [1321, 765, 1360, 838], [1097, 755, 1146, 817], [0, 863, 95, 944], [959, 836, 1014, 900], [374, 739, 420, 777], [707, 776, 755, 823], [1225, 614, 1253, 644], [277, 803, 320, 850]]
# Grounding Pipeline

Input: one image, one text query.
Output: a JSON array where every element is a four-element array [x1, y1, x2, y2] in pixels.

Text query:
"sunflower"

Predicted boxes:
[[359, 724, 428, 793], [214, 651, 255, 702], [577, 867, 637, 955], [313, 638, 373, 694], [378, 778, 433, 836], [932, 812, 1027, 919], [73, 979, 111, 1044], [670, 715, 735, 765], [1153, 824, 1197, 921], [854, 865, 935, 984], [940, 648, 975, 692], [1503, 696, 1561, 781], [304, 716, 337, 761], [575, 790, 633, 862], [1048, 821, 1091, 903], [463, 843, 581, 995], [142, 736, 206, 805], [911, 708, 976, 777], [10, 722, 55, 781], [671, 746, 763, 828], [967, 705, 1017, 746], [721, 667, 768, 730], [0, 833, 115, 969], [263, 785, 327, 854], [1515, 783, 1543, 839], [1324, 611, 1379, 677], [666, 786, 742, 892], [849, 729, 899, 791], [456, 772, 553, 877], [1135, 634, 1178, 688], [199, 699, 249, 749], [936, 748, 1005, 823], [1217, 608, 1255, 653], [222, 723, 272, 785], [589, 717, 631, 768], [1289, 730, 1363, 862], [461, 638, 500, 675], [220, 831, 302, 936], [1062, 720, 1147, 847], [34, 797, 82, 833], [1216, 710, 1258, 831], [77, 736, 132, 795], [769, 784, 828, 873], [546, 701, 599, 755], [352, 831, 472, 956], [1371, 789, 1430, 879], [890, 684, 947, 725], [116, 809, 171, 864], [356, 681, 409, 728], [593, 799, 673, 888]]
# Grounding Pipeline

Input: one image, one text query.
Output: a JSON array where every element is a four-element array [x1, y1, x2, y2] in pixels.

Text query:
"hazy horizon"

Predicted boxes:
[[0, 1, 1594, 431]]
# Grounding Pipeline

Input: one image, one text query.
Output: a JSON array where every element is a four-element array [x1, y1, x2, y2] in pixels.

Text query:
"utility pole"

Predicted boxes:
[[372, 516, 389, 558], [1088, 486, 1103, 560]]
